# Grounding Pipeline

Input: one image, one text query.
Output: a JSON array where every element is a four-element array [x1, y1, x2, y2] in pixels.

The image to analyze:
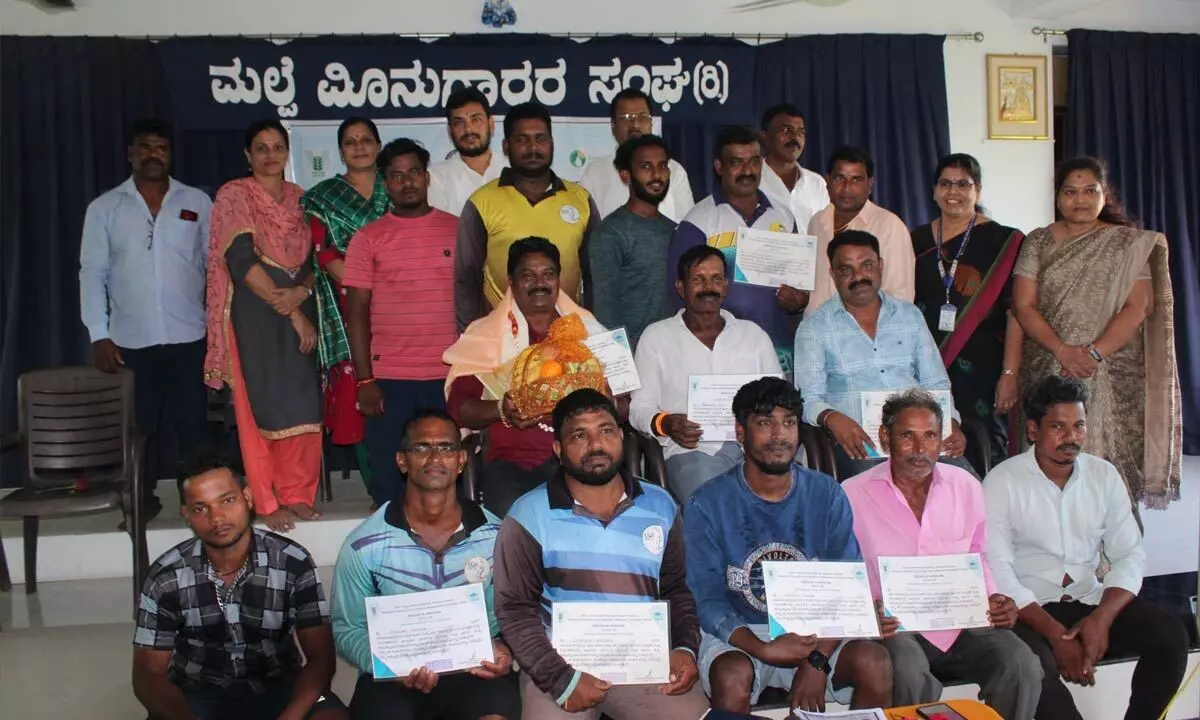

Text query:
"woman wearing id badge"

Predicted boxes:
[[911, 154, 1025, 472]]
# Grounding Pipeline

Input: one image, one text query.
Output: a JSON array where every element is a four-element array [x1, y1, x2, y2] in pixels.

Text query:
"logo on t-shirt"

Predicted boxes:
[[559, 204, 581, 225], [727, 542, 807, 613], [642, 524, 665, 556], [464, 555, 492, 584]]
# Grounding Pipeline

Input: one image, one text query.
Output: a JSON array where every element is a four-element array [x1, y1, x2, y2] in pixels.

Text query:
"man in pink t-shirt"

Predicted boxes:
[[343, 138, 459, 507], [841, 389, 1041, 720]]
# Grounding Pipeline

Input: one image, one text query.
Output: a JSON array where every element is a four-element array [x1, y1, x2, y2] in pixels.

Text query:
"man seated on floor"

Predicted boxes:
[[984, 376, 1188, 720], [684, 377, 893, 714], [794, 229, 975, 480], [330, 409, 519, 720], [444, 237, 606, 517], [630, 244, 782, 500], [494, 389, 708, 719], [842, 389, 1041, 720], [132, 453, 347, 720]]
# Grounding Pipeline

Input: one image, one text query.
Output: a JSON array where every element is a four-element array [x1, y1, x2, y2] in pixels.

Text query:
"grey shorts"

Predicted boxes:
[[697, 627, 853, 706]]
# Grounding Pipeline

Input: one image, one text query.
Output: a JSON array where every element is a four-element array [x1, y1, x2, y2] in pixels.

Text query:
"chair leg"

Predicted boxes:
[[0, 525, 12, 592], [319, 445, 333, 504], [23, 516, 38, 594]]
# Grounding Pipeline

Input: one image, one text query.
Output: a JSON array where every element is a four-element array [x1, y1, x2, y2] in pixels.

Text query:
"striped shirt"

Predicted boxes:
[[342, 210, 459, 381]]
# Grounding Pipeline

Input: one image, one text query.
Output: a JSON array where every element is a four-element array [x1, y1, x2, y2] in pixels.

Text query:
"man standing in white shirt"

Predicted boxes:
[[428, 87, 507, 216], [631, 245, 782, 500], [807, 146, 914, 312], [758, 103, 829, 232], [79, 118, 213, 519], [579, 88, 694, 222], [983, 375, 1188, 720]]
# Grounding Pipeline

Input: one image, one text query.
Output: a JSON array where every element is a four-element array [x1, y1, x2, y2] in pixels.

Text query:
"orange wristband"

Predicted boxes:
[[653, 412, 667, 437]]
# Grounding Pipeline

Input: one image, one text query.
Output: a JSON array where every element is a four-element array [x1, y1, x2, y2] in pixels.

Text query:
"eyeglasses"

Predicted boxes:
[[937, 179, 976, 191], [407, 442, 461, 456], [616, 112, 653, 125]]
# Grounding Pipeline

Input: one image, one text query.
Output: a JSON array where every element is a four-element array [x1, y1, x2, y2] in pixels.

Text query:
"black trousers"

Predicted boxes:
[[1012, 597, 1189, 720], [480, 458, 558, 518], [119, 339, 208, 505]]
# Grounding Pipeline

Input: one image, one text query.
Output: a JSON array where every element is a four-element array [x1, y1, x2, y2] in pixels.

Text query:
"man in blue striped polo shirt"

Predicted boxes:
[[494, 389, 709, 719]]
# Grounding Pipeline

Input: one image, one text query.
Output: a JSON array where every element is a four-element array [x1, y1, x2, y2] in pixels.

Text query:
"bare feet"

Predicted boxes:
[[284, 503, 322, 521], [262, 509, 297, 532]]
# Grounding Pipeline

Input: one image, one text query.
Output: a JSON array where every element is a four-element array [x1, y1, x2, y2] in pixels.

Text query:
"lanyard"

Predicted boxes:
[[935, 213, 977, 305]]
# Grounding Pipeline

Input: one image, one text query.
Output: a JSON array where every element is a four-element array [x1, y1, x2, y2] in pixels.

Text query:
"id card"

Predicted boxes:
[[938, 304, 957, 332]]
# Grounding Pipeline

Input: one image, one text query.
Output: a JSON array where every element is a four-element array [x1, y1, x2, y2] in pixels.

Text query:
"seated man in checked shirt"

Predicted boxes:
[[131, 451, 347, 720]]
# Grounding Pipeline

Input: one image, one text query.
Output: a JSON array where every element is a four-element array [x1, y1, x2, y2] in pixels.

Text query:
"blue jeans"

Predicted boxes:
[[178, 677, 344, 720], [364, 379, 445, 507]]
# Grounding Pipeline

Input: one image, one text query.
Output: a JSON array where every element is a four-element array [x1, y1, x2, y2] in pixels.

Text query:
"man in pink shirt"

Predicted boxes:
[[842, 389, 1041, 719]]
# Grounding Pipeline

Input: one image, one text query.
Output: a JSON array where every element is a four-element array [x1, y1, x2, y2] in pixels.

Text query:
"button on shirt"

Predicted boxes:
[[579, 156, 695, 223], [982, 449, 1145, 609], [428, 151, 507, 216], [79, 177, 213, 349], [843, 461, 997, 651], [794, 292, 958, 427], [806, 200, 914, 313], [759, 162, 830, 233], [631, 309, 782, 459]]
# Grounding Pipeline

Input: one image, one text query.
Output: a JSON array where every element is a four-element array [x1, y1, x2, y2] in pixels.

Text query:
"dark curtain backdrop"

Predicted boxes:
[[1066, 29, 1200, 455]]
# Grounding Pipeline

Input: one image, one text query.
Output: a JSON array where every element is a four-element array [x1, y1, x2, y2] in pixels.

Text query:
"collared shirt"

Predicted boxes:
[[983, 449, 1145, 609], [428, 151, 508, 216], [578, 155, 695, 223], [330, 498, 502, 674], [794, 292, 957, 427], [133, 528, 329, 690], [79, 176, 213, 348], [807, 200, 914, 313], [759, 161, 830, 233], [631, 309, 782, 459], [843, 461, 997, 651]]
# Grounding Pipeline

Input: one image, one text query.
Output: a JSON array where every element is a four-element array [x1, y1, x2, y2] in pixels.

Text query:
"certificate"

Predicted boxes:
[[365, 584, 494, 679], [878, 554, 991, 633], [762, 561, 880, 639], [794, 711, 887, 720], [732, 228, 818, 291], [687, 374, 781, 442], [551, 601, 670, 685], [583, 328, 641, 395], [859, 389, 953, 458]]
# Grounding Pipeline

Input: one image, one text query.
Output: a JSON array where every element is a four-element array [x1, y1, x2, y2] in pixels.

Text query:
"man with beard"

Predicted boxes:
[[842, 389, 1041, 720], [80, 118, 213, 521], [455, 101, 600, 332], [758, 104, 829, 232], [493, 389, 708, 719], [794, 230, 973, 481], [587, 134, 677, 350], [684, 377, 893, 714], [631, 245, 782, 500], [667, 125, 807, 377], [345, 138, 459, 507], [429, 87, 507, 216], [132, 453, 347, 720], [807, 146, 914, 312], [984, 376, 1187, 720], [579, 88, 694, 222]]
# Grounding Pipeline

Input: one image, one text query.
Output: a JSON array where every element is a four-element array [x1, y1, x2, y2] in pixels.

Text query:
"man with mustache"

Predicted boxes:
[[579, 88, 695, 222], [794, 230, 974, 481], [667, 125, 808, 376], [428, 87, 508, 216], [587, 134, 677, 350], [494, 389, 708, 719], [684, 377, 894, 715], [455, 101, 600, 332], [758, 103, 829, 232], [984, 376, 1187, 720], [631, 245, 782, 500], [79, 118, 213, 522], [331, 409, 520, 719], [806, 146, 914, 312], [842, 389, 1041, 720]]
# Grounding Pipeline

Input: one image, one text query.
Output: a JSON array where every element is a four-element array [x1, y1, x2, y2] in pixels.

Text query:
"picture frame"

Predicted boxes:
[[986, 54, 1050, 140]]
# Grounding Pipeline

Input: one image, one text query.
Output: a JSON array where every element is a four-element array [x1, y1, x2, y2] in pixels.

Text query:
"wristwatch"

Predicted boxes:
[[807, 649, 831, 675]]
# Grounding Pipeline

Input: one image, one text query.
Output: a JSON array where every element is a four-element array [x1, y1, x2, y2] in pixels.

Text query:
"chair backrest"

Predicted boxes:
[[18, 366, 134, 488]]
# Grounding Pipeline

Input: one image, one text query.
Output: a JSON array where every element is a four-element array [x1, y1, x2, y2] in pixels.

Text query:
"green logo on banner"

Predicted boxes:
[[312, 155, 324, 173], [569, 150, 587, 168]]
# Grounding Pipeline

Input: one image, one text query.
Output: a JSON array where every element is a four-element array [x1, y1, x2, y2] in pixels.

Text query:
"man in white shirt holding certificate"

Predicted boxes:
[[984, 376, 1188, 720], [631, 244, 783, 500]]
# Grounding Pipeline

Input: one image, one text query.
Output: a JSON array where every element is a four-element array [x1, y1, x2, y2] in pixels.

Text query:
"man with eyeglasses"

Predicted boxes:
[[79, 118, 213, 522], [758, 103, 830, 232], [331, 408, 521, 719], [579, 88, 695, 222], [428, 87, 508, 216], [806, 146, 914, 313]]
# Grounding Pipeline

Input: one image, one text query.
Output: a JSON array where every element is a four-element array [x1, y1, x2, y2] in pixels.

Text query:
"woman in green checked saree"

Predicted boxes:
[[300, 118, 390, 488]]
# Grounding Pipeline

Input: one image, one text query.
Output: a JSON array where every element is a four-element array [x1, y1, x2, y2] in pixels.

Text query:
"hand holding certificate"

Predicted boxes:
[[687, 374, 781, 442], [733, 228, 819, 291], [365, 584, 495, 680], [762, 561, 880, 639], [860, 389, 954, 458], [551, 602, 671, 685], [583, 328, 641, 395], [878, 554, 990, 633]]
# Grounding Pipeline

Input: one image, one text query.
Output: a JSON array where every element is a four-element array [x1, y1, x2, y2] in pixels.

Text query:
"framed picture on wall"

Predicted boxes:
[[986, 54, 1050, 140]]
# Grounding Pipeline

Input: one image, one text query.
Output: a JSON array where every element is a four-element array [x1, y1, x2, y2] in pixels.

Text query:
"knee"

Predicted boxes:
[[1006, 640, 1045, 686], [848, 642, 894, 691], [1143, 610, 1190, 663], [709, 652, 754, 707]]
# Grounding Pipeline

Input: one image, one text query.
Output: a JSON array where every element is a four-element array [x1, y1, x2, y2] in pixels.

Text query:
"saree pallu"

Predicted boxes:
[[1015, 225, 1181, 508]]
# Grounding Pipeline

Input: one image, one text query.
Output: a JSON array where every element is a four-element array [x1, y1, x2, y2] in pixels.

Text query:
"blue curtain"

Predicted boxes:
[[753, 34, 951, 228], [1066, 30, 1200, 454]]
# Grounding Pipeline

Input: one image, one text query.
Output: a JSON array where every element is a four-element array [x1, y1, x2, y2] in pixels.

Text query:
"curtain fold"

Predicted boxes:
[[1066, 29, 1200, 454]]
